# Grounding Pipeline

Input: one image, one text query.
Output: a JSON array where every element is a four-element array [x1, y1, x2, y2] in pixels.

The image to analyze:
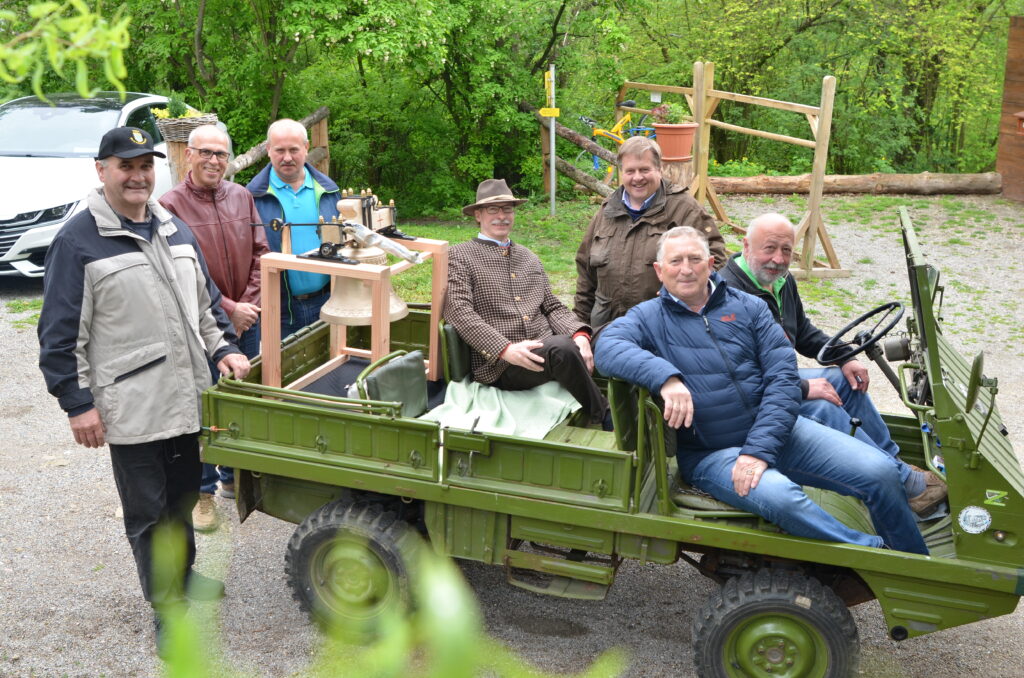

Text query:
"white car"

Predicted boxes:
[[0, 92, 175, 277]]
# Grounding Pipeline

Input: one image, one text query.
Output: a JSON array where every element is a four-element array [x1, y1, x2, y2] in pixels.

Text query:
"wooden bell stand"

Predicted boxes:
[[259, 229, 448, 389]]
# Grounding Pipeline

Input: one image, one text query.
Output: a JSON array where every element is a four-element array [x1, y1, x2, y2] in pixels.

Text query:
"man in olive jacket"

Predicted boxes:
[[574, 136, 728, 327]]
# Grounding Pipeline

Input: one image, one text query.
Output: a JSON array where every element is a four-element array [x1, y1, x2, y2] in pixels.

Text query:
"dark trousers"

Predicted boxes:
[[109, 433, 201, 604], [494, 334, 608, 422]]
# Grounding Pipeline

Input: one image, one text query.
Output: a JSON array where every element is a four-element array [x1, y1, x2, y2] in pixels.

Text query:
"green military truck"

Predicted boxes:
[[203, 211, 1023, 678]]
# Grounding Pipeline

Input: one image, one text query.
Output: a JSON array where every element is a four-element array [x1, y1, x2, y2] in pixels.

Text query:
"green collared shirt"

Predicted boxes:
[[735, 255, 786, 316]]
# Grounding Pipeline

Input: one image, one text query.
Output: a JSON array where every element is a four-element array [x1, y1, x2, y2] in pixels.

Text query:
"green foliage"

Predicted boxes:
[[152, 522, 626, 677], [0, 0, 130, 101]]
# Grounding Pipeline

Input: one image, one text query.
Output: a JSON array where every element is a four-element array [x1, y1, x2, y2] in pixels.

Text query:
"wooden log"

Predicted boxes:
[[519, 102, 617, 166], [708, 172, 1002, 195], [225, 106, 330, 178], [165, 140, 189, 185], [555, 156, 614, 198]]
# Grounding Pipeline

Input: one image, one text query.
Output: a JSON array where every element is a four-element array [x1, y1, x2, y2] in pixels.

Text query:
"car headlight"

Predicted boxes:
[[38, 202, 77, 222]]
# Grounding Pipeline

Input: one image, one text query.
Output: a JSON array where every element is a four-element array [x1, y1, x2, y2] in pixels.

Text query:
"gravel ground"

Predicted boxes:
[[1, 194, 1022, 677]]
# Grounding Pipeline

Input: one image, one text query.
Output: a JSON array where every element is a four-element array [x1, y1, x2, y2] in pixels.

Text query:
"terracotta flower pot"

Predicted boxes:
[[653, 122, 698, 161]]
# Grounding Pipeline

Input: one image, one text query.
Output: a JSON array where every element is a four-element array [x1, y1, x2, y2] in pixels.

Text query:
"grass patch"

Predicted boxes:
[[6, 299, 42, 314]]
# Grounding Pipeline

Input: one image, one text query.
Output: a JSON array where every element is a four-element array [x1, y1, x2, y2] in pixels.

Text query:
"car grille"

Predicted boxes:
[[0, 205, 72, 258]]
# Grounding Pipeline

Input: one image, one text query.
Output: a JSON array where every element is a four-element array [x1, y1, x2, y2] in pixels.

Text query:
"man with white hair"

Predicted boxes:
[[160, 124, 269, 531], [595, 226, 928, 553], [718, 212, 946, 516], [247, 118, 341, 338]]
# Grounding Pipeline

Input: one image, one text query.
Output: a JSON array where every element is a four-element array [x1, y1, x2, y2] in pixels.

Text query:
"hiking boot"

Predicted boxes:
[[216, 481, 235, 499], [192, 493, 219, 532], [909, 470, 947, 516], [185, 569, 226, 601]]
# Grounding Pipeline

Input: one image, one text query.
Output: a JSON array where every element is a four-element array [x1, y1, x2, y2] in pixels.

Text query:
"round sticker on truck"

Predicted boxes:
[[958, 506, 992, 534]]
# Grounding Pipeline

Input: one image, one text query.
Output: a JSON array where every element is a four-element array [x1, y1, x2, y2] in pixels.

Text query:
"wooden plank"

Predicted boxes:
[[261, 258, 283, 387], [706, 89, 819, 116], [286, 354, 350, 391], [623, 80, 694, 96], [707, 119, 816, 148]]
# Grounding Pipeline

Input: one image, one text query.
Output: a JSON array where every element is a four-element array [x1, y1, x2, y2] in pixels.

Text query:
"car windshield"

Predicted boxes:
[[0, 102, 122, 157]]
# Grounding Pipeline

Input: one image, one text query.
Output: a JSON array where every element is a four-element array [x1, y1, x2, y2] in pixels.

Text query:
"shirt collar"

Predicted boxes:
[[667, 279, 716, 312], [622, 188, 658, 211], [269, 166, 311, 192], [477, 233, 511, 247]]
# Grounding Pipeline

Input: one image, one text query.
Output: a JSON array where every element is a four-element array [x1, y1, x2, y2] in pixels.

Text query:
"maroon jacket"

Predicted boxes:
[[160, 173, 269, 316]]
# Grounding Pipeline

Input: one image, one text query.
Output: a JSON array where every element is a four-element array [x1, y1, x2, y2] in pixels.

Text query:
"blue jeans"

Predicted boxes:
[[200, 322, 260, 494], [798, 366, 911, 486], [678, 417, 928, 554], [281, 286, 329, 340]]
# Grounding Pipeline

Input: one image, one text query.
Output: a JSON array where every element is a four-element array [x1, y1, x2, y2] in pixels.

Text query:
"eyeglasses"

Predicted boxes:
[[484, 205, 515, 214], [189, 147, 230, 161]]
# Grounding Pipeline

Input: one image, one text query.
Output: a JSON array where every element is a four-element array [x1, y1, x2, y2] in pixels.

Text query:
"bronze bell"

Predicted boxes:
[[318, 239, 409, 327]]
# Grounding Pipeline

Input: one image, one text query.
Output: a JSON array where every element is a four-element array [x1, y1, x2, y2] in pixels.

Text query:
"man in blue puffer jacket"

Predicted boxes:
[[595, 226, 928, 554]]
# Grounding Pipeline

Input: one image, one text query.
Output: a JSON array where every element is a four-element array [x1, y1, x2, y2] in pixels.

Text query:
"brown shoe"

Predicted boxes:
[[909, 470, 947, 516], [193, 493, 219, 532]]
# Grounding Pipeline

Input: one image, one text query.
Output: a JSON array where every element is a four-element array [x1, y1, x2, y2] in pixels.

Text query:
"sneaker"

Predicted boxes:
[[192, 493, 219, 532], [909, 470, 948, 516], [216, 482, 235, 499], [185, 569, 226, 601]]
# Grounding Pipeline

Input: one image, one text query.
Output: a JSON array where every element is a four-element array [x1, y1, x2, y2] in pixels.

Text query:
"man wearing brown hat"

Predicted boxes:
[[37, 126, 250, 650], [443, 179, 609, 427]]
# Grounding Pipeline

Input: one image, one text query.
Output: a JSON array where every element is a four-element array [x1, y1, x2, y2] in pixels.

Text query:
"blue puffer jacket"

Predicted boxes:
[[594, 275, 801, 465], [246, 162, 341, 252]]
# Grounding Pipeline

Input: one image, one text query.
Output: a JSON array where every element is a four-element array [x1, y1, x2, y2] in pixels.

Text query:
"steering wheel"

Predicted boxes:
[[816, 302, 904, 365]]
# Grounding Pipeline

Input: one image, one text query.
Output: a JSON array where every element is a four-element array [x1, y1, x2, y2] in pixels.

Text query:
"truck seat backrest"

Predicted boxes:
[[360, 350, 428, 418], [440, 321, 472, 383]]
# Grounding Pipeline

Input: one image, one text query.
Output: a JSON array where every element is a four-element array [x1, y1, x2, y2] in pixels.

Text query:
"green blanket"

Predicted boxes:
[[420, 378, 581, 438]]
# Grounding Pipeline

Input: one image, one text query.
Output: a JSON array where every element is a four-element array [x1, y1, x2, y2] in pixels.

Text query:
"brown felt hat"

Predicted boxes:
[[462, 179, 527, 216]]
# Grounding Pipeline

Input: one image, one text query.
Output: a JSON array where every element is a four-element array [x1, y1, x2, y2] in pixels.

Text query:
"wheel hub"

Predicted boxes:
[[730, 617, 823, 677]]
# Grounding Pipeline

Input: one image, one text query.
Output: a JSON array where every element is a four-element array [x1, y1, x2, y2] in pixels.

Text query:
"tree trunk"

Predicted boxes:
[[555, 156, 614, 197], [709, 172, 1001, 195]]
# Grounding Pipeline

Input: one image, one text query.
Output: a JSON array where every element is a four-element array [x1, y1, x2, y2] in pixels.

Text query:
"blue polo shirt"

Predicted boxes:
[[270, 168, 328, 295]]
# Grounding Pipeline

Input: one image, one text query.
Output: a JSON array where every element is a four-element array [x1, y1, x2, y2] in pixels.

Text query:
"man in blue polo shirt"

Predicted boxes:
[[247, 118, 341, 338]]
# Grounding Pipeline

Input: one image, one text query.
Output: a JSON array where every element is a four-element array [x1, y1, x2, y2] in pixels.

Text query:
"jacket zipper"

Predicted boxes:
[[702, 314, 756, 422]]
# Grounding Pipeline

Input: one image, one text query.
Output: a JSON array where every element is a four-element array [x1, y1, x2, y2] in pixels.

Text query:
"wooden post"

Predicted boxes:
[[310, 116, 330, 176], [794, 75, 843, 277], [166, 140, 189, 185]]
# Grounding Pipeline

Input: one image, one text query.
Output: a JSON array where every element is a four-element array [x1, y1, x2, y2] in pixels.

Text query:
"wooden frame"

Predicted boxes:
[[259, 237, 448, 389], [619, 64, 844, 278]]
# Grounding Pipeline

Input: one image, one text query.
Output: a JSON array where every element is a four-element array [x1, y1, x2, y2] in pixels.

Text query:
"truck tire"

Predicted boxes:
[[285, 500, 421, 640], [693, 568, 859, 678]]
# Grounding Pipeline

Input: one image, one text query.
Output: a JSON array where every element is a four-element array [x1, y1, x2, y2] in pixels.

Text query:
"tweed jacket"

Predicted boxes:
[[444, 238, 588, 384]]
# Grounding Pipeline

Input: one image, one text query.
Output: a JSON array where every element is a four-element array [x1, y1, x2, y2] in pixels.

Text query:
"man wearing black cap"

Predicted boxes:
[[37, 126, 251, 650]]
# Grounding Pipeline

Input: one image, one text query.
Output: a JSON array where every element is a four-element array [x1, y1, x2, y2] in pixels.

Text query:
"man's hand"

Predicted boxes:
[[842, 360, 869, 392], [806, 377, 843, 406], [229, 302, 261, 335], [573, 334, 594, 374], [70, 408, 106, 448], [217, 353, 252, 379], [660, 376, 694, 429], [501, 340, 545, 371], [731, 454, 768, 497]]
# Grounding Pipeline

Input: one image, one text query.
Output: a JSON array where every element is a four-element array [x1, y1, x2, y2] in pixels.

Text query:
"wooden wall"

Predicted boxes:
[[997, 16, 1024, 201]]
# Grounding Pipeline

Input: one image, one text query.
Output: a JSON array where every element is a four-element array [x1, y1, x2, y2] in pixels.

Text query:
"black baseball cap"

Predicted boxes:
[[95, 126, 166, 160]]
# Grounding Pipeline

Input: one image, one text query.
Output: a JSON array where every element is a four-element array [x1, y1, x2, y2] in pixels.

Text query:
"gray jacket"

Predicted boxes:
[[38, 188, 239, 444]]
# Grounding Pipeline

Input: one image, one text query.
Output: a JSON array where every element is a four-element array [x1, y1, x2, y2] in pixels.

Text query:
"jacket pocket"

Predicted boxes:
[[589, 235, 611, 268], [92, 343, 168, 429]]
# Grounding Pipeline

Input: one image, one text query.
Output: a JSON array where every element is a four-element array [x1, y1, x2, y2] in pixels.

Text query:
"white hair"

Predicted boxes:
[[266, 118, 308, 143], [187, 124, 230, 146], [656, 226, 709, 262]]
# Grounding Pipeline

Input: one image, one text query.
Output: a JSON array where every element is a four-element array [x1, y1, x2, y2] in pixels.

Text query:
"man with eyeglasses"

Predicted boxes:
[[443, 179, 610, 428], [160, 124, 269, 531]]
